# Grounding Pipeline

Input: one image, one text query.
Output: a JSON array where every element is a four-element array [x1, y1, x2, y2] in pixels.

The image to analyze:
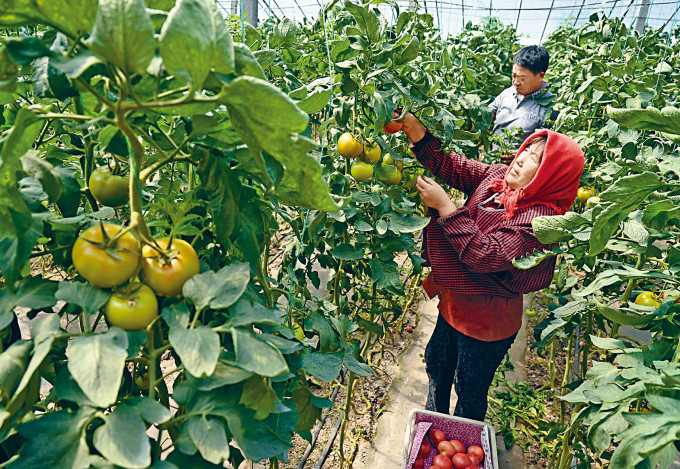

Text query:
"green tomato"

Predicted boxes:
[[577, 187, 596, 204], [105, 283, 159, 331], [634, 291, 660, 307], [351, 161, 374, 182], [89, 167, 129, 207]]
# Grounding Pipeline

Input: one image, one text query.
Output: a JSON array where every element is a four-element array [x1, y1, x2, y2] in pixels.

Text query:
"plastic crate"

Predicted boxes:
[[401, 408, 499, 469]]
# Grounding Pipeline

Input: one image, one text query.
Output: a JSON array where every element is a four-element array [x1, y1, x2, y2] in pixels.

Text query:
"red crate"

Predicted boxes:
[[401, 409, 498, 469]]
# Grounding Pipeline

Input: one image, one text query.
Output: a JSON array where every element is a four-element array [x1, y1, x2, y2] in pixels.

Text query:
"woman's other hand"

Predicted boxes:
[[394, 111, 427, 144], [416, 175, 456, 217]]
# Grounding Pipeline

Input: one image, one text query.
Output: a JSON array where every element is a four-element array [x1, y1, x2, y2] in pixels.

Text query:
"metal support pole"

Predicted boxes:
[[515, 0, 523, 30], [635, 0, 651, 34], [573, 0, 585, 27], [539, 0, 556, 44], [243, 0, 258, 26]]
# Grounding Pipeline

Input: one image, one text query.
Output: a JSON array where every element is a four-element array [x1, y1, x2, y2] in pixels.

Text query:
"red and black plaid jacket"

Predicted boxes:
[[412, 132, 557, 298]]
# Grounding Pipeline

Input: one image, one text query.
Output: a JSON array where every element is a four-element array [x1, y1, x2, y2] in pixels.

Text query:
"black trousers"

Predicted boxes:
[[424, 314, 517, 421]]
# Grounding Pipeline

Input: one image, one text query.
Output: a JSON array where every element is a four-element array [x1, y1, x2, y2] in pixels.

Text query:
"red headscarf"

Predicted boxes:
[[490, 129, 585, 220]]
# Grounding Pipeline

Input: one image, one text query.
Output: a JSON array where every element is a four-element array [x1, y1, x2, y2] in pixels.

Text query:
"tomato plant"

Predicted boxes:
[[72, 224, 141, 288], [105, 283, 159, 331], [141, 237, 200, 297], [88, 166, 129, 207]]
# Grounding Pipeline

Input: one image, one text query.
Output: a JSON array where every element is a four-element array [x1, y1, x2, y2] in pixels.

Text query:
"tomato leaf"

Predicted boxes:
[[66, 327, 128, 408], [93, 404, 151, 468], [0, 341, 32, 403], [0, 108, 42, 236], [190, 360, 253, 391], [304, 312, 340, 352], [608, 105, 680, 135], [387, 214, 430, 234], [239, 375, 276, 420], [299, 351, 343, 382], [291, 383, 324, 432], [182, 263, 250, 312], [55, 280, 110, 316], [329, 243, 364, 261], [126, 396, 172, 425], [343, 0, 382, 44], [11, 314, 60, 399], [169, 325, 219, 378], [368, 258, 403, 294], [195, 148, 239, 242], [221, 76, 344, 212], [8, 407, 96, 469], [0, 218, 42, 284], [160, 0, 234, 88], [186, 416, 230, 465], [532, 211, 589, 244], [219, 296, 279, 329], [86, 0, 156, 75], [590, 172, 665, 256], [231, 327, 289, 377]]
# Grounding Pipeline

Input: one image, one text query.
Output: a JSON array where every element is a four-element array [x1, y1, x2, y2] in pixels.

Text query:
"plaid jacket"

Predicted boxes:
[[412, 132, 558, 297]]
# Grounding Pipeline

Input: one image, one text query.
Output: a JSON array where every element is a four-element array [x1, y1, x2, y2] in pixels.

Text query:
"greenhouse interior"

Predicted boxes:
[[1, 0, 680, 468]]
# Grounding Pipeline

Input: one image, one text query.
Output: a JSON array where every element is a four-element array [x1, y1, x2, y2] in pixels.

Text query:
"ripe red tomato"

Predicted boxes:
[[105, 283, 159, 331], [413, 455, 425, 469], [419, 440, 431, 458], [89, 166, 129, 207], [383, 120, 402, 134], [467, 454, 479, 466], [72, 224, 141, 288], [437, 440, 456, 458], [467, 445, 484, 462], [429, 429, 447, 447], [451, 453, 472, 469], [463, 466, 479, 469], [141, 237, 200, 297], [432, 454, 453, 469], [450, 440, 466, 454]]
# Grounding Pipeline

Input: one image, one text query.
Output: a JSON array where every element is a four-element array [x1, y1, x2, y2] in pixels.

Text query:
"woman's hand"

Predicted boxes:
[[416, 175, 456, 217], [394, 111, 427, 144]]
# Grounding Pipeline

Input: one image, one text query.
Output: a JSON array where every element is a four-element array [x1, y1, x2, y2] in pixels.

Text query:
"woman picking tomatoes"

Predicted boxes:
[[395, 111, 584, 421]]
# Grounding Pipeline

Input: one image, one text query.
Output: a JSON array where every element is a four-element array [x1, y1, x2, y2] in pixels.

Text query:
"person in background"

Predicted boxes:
[[490, 45, 553, 163], [394, 110, 584, 422]]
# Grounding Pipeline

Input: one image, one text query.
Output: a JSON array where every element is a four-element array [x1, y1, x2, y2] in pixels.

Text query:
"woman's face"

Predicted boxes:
[[505, 143, 543, 189]]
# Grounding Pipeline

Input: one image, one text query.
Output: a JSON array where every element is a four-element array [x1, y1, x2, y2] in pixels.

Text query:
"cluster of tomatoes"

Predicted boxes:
[[413, 428, 486, 469], [337, 132, 404, 185], [576, 186, 599, 208], [72, 224, 200, 331]]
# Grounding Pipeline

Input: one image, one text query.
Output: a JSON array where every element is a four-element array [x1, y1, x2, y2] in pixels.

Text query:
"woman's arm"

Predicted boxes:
[[397, 113, 495, 194], [435, 207, 551, 273]]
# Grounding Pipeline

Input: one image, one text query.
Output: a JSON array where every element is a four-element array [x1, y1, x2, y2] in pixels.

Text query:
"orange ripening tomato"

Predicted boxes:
[[141, 237, 200, 297]]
